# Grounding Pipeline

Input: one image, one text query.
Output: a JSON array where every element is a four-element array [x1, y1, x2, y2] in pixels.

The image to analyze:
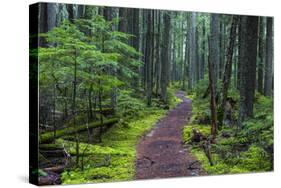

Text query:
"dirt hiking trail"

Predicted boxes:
[[136, 91, 205, 179]]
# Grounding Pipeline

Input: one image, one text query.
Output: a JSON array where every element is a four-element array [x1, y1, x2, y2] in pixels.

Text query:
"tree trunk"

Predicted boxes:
[[103, 7, 112, 21], [257, 17, 265, 94], [220, 16, 239, 124], [160, 12, 171, 103], [195, 23, 200, 83], [67, 4, 74, 22], [208, 36, 218, 137], [155, 10, 161, 95], [210, 14, 220, 87], [72, 49, 79, 167], [201, 18, 206, 80], [52, 84, 56, 142], [145, 10, 153, 105], [264, 17, 273, 96], [239, 16, 259, 123], [118, 8, 127, 33], [183, 14, 190, 90]]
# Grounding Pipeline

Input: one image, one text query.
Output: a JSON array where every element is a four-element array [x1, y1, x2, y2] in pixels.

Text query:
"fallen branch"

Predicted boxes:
[[40, 118, 119, 143]]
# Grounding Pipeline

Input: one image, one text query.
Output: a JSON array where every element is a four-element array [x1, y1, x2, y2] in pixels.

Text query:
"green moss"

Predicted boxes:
[[182, 124, 211, 144], [40, 118, 118, 143], [61, 110, 166, 184], [238, 145, 272, 172], [167, 86, 183, 108]]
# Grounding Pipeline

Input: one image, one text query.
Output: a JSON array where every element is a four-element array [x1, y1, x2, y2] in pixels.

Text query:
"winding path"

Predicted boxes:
[[136, 91, 205, 179]]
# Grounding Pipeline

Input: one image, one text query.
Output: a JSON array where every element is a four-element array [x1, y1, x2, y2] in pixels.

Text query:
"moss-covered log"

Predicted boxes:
[[40, 118, 119, 143], [40, 144, 64, 150]]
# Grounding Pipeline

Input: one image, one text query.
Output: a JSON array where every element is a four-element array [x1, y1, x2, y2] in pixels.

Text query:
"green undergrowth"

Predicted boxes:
[[183, 79, 273, 175], [60, 110, 166, 184], [168, 85, 183, 108], [60, 89, 182, 184]]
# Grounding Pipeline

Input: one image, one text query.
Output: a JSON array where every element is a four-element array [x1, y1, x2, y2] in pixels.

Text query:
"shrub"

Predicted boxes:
[[238, 145, 271, 172], [116, 89, 145, 120]]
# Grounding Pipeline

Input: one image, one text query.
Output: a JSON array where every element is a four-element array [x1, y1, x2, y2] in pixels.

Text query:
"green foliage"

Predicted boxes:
[[38, 16, 142, 122], [238, 145, 271, 171], [116, 89, 146, 120], [167, 86, 183, 108]]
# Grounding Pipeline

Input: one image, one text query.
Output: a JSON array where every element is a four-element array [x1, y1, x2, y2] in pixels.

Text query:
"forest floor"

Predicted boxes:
[[136, 91, 206, 179]]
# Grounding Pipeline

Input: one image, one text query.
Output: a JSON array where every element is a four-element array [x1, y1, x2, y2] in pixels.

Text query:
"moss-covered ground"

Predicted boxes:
[[59, 87, 181, 184], [182, 79, 273, 175]]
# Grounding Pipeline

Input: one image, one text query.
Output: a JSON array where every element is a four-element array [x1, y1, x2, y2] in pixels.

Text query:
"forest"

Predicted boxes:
[[31, 2, 274, 185]]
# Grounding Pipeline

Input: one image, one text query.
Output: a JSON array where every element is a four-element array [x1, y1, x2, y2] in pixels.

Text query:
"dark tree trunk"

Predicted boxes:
[[72, 49, 80, 167], [145, 10, 153, 105], [118, 8, 127, 33], [195, 25, 200, 83], [183, 14, 190, 90], [52, 84, 56, 142], [160, 12, 171, 103], [219, 18, 226, 79], [201, 18, 206, 80], [220, 16, 239, 123], [239, 16, 259, 123], [188, 13, 196, 90], [155, 10, 161, 95], [172, 30, 177, 83], [208, 36, 218, 137], [39, 3, 48, 46], [237, 17, 242, 90], [67, 4, 74, 22], [264, 17, 273, 96], [210, 14, 220, 87], [257, 17, 265, 94], [47, 3, 58, 30], [103, 7, 112, 21]]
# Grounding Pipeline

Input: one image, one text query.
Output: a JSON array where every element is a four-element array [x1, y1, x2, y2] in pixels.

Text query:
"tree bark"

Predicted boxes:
[[264, 17, 273, 96], [220, 16, 238, 124], [239, 16, 259, 123], [208, 36, 218, 137], [210, 14, 220, 87], [118, 8, 127, 33], [160, 12, 171, 103], [145, 10, 153, 105], [257, 17, 265, 94]]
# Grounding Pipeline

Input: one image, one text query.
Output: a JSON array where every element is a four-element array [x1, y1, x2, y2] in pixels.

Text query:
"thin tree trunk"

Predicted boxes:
[[145, 10, 152, 106], [220, 16, 239, 124], [52, 84, 56, 142], [257, 17, 265, 94], [208, 36, 218, 137], [264, 17, 273, 96], [72, 48, 79, 167]]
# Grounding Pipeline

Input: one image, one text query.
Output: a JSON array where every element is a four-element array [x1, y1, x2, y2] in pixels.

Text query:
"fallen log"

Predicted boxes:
[[40, 118, 119, 143], [40, 144, 64, 150], [43, 165, 66, 174]]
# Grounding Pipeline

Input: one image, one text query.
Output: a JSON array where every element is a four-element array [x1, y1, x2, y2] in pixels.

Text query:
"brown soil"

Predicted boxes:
[[136, 91, 205, 179]]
